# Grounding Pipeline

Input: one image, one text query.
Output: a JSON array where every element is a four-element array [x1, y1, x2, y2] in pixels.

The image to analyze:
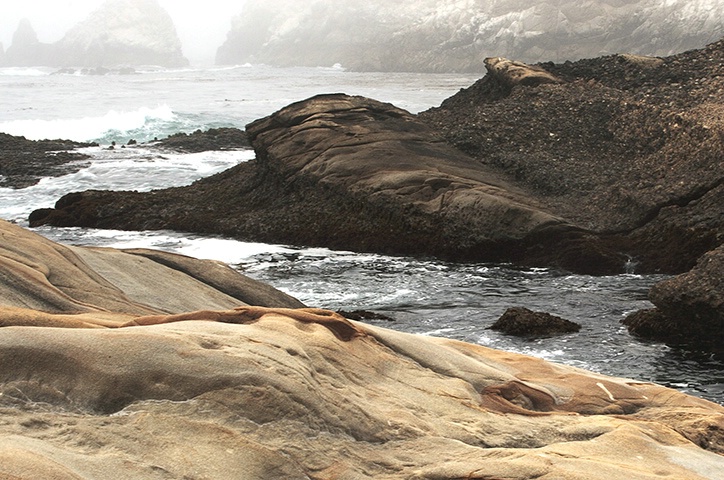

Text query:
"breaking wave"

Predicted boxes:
[[0, 105, 180, 143]]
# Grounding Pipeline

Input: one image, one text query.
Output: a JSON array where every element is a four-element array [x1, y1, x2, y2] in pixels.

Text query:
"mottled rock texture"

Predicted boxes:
[[1, 221, 723, 479], [420, 39, 724, 274], [0, 133, 96, 189]]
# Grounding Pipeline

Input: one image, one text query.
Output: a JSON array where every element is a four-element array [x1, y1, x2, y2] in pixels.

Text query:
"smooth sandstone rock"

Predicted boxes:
[[0, 218, 303, 314], [0, 221, 721, 478], [0, 307, 722, 479]]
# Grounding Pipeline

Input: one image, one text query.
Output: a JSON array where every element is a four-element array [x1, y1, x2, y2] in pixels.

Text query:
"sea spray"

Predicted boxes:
[[0, 105, 176, 143]]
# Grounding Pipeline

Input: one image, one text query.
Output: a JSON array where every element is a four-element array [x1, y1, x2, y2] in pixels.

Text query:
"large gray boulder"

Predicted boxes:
[[216, 0, 724, 71]]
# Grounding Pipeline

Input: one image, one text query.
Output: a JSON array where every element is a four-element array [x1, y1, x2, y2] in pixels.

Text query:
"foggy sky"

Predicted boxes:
[[1, 0, 246, 64]]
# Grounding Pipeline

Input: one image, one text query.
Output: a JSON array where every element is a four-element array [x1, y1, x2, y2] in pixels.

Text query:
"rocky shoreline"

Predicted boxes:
[[1, 40, 723, 476], [28, 40, 724, 278], [13, 39, 723, 351]]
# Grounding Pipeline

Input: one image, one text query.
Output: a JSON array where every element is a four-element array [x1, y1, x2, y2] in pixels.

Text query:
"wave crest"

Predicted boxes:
[[0, 105, 176, 143]]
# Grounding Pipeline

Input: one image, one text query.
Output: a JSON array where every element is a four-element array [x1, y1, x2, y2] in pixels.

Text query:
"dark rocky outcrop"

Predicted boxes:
[[420, 39, 724, 274], [623, 245, 724, 349], [216, 0, 724, 72], [0, 133, 97, 189], [490, 307, 581, 337], [2, 0, 187, 68], [154, 127, 249, 152], [29, 94, 630, 273], [27, 40, 724, 275]]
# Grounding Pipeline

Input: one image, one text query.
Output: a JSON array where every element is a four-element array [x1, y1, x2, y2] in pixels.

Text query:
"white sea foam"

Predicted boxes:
[[0, 147, 251, 223], [0, 105, 175, 142], [0, 67, 51, 77]]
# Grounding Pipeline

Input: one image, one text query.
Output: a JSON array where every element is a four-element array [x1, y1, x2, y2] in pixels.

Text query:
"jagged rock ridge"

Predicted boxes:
[[419, 38, 724, 274]]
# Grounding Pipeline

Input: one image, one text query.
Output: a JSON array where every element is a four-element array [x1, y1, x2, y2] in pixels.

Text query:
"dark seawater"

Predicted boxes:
[[1, 65, 722, 405]]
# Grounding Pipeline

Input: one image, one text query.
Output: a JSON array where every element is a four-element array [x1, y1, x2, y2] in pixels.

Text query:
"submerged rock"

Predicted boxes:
[[490, 306, 581, 336]]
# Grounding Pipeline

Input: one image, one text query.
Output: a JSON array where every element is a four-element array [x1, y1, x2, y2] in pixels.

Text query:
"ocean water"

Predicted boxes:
[[1, 65, 722, 405]]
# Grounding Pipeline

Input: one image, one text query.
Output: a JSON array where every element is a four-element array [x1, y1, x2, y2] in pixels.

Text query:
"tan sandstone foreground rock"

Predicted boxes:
[[1, 220, 723, 479]]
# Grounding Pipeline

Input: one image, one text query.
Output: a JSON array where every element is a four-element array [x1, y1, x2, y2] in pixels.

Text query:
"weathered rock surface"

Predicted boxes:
[[490, 306, 581, 336], [216, 0, 724, 72], [623, 245, 724, 349], [1, 220, 723, 478], [0, 218, 303, 314], [28, 94, 628, 273], [2, 0, 188, 68], [0, 133, 96, 189], [420, 39, 724, 274], [0, 305, 723, 479]]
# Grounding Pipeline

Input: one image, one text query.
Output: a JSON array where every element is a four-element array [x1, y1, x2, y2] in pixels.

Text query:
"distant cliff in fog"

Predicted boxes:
[[216, 0, 724, 72], [1, 0, 187, 68]]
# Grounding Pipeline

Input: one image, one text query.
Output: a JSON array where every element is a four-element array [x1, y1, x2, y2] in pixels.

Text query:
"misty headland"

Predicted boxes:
[[2, 0, 724, 69]]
